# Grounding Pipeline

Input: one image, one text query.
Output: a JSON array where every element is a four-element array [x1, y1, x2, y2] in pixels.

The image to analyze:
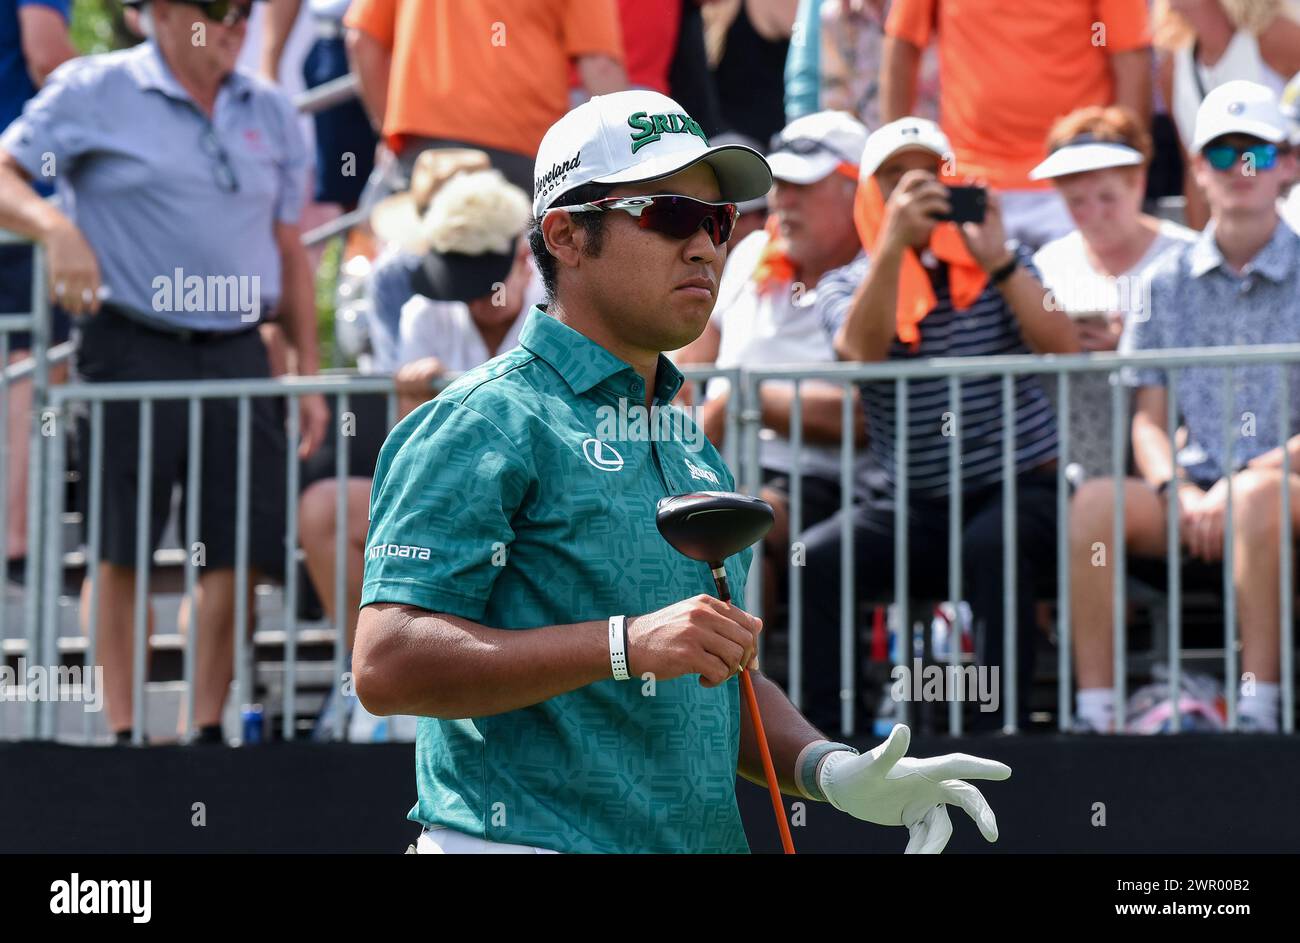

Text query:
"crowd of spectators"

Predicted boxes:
[[1, 0, 1299, 741]]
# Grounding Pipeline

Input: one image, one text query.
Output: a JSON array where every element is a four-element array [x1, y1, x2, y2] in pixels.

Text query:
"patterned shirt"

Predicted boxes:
[[1125, 219, 1300, 485], [816, 245, 1058, 497], [362, 306, 752, 854]]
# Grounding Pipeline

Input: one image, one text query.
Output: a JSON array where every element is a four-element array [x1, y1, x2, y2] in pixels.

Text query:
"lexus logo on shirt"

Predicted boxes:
[[582, 438, 624, 472]]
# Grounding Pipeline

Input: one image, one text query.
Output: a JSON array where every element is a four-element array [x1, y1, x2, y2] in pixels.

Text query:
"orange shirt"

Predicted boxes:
[[886, 0, 1150, 190], [346, 0, 624, 158]]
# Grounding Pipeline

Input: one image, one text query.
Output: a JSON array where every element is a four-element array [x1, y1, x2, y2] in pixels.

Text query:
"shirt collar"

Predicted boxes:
[[1189, 218, 1299, 282], [125, 41, 253, 105], [519, 306, 684, 403]]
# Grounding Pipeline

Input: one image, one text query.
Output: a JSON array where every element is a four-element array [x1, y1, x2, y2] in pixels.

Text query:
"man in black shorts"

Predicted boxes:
[[0, 0, 329, 743]]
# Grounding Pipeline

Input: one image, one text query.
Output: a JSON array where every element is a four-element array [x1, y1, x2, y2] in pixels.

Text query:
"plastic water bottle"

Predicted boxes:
[[241, 704, 264, 745]]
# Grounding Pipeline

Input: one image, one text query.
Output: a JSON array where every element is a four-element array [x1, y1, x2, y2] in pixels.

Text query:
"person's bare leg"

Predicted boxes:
[[187, 567, 256, 731], [341, 481, 370, 649], [1068, 477, 1168, 690], [80, 563, 153, 735], [1229, 469, 1300, 686], [5, 360, 66, 562], [299, 477, 371, 649], [5, 355, 31, 562]]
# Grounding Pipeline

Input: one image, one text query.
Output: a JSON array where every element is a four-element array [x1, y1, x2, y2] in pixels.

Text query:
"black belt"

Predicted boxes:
[[101, 303, 263, 344]]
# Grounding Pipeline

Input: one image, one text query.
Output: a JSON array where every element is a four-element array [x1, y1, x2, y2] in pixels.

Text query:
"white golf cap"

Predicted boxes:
[[531, 89, 772, 217], [1029, 135, 1145, 180], [1191, 79, 1290, 153], [858, 117, 952, 178], [766, 111, 869, 184]]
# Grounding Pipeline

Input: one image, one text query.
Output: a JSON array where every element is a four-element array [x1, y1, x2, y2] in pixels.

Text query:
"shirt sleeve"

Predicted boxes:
[[0, 57, 95, 179], [397, 296, 444, 366], [1096, 0, 1151, 54], [362, 398, 532, 618], [366, 250, 420, 371], [561, 0, 624, 60], [813, 254, 869, 341], [343, 0, 398, 48], [884, 0, 935, 48], [268, 91, 310, 225]]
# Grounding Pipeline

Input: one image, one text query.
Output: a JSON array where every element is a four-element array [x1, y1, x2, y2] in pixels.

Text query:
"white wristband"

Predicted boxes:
[[608, 615, 629, 681]]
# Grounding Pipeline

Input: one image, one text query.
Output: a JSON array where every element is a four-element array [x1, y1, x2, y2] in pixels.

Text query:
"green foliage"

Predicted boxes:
[[70, 0, 138, 55]]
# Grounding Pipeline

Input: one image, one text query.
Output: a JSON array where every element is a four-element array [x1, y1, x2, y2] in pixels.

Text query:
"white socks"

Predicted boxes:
[[1076, 689, 1115, 732], [1238, 681, 1280, 732], [1079, 682, 1280, 732]]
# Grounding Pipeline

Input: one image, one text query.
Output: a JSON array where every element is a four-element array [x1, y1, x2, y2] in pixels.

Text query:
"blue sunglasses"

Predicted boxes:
[[1203, 142, 1280, 172]]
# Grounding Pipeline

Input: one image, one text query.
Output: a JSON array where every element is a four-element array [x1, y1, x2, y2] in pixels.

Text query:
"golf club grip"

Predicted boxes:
[[740, 669, 796, 854]]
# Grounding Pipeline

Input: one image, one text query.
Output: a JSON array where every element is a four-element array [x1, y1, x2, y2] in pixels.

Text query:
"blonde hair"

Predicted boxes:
[[419, 169, 531, 256], [1153, 0, 1285, 51]]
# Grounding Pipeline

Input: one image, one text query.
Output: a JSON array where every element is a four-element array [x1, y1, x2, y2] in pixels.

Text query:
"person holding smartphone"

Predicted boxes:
[[799, 117, 1080, 735], [1031, 105, 1197, 482]]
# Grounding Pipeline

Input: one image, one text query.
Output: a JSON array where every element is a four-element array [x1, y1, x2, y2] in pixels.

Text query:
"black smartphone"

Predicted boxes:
[[938, 185, 987, 224]]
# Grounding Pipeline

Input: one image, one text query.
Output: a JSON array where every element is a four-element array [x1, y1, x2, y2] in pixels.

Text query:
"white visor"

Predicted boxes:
[[1030, 142, 1144, 181]]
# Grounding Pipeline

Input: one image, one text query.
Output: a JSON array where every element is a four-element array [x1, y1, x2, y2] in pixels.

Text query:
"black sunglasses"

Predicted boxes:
[[552, 194, 739, 246], [768, 133, 834, 157], [180, 0, 258, 27]]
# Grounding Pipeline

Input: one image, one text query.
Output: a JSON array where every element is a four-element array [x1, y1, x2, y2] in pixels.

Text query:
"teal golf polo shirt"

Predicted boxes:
[[362, 306, 752, 854]]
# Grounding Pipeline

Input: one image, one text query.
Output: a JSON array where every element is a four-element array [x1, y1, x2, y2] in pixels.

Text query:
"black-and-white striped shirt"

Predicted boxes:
[[816, 245, 1058, 497]]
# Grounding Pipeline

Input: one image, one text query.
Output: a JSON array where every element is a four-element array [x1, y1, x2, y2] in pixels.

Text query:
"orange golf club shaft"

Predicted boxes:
[[739, 667, 796, 854], [711, 567, 795, 854]]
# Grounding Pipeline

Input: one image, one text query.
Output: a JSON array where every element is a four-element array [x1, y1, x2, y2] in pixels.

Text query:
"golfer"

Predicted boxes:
[[356, 90, 1012, 854]]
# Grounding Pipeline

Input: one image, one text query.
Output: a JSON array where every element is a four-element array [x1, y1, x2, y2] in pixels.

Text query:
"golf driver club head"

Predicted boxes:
[[655, 491, 775, 566]]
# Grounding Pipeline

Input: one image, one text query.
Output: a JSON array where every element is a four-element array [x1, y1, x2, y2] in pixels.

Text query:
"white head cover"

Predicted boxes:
[[766, 110, 869, 184], [858, 117, 952, 179], [1191, 79, 1290, 153], [531, 89, 772, 217], [1030, 136, 1145, 181]]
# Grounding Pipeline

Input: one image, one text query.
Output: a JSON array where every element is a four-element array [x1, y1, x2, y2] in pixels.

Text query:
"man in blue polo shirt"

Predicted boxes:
[[0, 0, 330, 744], [357, 90, 1012, 854]]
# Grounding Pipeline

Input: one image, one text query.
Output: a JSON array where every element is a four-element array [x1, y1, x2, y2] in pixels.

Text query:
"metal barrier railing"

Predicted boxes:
[[740, 347, 1300, 737], [20, 366, 743, 744], [0, 236, 51, 741], [7, 213, 1300, 744], [42, 374, 400, 744]]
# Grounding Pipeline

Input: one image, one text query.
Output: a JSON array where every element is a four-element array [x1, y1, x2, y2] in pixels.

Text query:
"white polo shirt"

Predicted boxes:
[[708, 230, 855, 481], [396, 268, 543, 370]]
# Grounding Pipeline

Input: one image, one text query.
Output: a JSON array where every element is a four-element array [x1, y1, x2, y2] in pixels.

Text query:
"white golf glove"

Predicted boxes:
[[818, 724, 1012, 854]]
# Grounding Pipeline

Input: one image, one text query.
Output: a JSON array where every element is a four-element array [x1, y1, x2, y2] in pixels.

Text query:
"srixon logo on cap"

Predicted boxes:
[[627, 112, 708, 154]]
